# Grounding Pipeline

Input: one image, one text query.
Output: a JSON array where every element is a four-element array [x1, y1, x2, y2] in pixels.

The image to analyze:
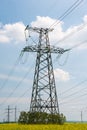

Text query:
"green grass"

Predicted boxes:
[[0, 123, 87, 130]]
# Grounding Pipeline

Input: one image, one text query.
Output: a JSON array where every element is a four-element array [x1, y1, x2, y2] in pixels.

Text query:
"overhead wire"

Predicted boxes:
[[11, 87, 30, 106], [53, 39, 87, 67], [48, 0, 86, 58], [49, 0, 84, 29], [58, 77, 87, 105], [51, 22, 87, 66], [57, 50, 70, 66], [50, 0, 87, 108], [59, 90, 87, 106], [54, 18, 87, 64], [0, 30, 36, 106], [69, 40, 87, 50], [57, 40, 87, 104], [53, 34, 87, 93], [0, 72, 28, 106], [59, 80, 87, 101], [0, 26, 38, 105], [58, 78, 87, 97], [0, 53, 23, 92], [54, 22, 87, 47], [54, 40, 87, 98], [0, 61, 34, 106], [0, 26, 37, 107]]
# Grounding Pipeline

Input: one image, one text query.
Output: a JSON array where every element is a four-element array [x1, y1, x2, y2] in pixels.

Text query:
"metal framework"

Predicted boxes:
[[22, 26, 69, 115]]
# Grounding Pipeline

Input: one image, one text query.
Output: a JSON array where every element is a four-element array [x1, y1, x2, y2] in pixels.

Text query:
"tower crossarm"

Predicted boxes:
[[25, 25, 53, 34], [22, 45, 70, 54]]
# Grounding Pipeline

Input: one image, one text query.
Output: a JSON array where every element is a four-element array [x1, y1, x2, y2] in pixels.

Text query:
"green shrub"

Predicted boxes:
[[18, 111, 66, 124]]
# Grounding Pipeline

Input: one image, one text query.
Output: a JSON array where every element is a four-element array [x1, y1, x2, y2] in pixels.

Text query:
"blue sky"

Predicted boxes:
[[0, 0, 87, 122]]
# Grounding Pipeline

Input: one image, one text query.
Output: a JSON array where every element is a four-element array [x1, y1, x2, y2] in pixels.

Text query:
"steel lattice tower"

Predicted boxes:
[[22, 26, 69, 115]]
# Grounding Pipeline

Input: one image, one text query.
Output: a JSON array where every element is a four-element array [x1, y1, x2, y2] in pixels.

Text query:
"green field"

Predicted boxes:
[[0, 123, 87, 130]]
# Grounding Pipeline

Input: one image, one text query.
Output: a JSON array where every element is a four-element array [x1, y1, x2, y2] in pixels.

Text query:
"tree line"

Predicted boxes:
[[18, 111, 66, 124]]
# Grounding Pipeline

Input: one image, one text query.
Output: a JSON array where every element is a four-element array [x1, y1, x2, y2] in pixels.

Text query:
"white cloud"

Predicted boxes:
[[0, 73, 30, 84], [0, 22, 25, 44], [83, 15, 87, 23], [31, 16, 63, 29], [0, 35, 10, 43], [54, 68, 70, 81], [31, 16, 64, 42], [0, 15, 87, 49], [0, 97, 30, 104], [30, 15, 87, 50]]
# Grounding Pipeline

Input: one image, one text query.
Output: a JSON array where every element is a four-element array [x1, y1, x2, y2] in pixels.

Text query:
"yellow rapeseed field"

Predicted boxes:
[[0, 123, 87, 130]]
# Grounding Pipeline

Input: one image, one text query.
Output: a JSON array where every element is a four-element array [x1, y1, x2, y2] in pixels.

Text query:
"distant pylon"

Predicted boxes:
[[22, 26, 69, 117]]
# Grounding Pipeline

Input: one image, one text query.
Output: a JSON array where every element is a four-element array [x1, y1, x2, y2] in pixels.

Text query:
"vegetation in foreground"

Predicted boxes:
[[0, 123, 87, 130], [18, 111, 66, 124]]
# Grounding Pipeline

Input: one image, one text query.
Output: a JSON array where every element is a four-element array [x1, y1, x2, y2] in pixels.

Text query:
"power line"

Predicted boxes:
[[6, 86, 31, 108], [59, 84, 87, 102], [58, 78, 87, 106], [57, 50, 70, 66], [0, 62, 34, 106], [59, 89, 87, 106], [58, 78, 87, 96], [7, 62, 35, 105], [48, 0, 86, 52], [59, 94, 87, 107], [65, 39, 87, 51], [13, 87, 30, 105], [0, 53, 23, 92], [49, 0, 84, 28], [54, 39, 87, 66], [70, 40, 87, 50], [55, 22, 87, 47], [60, 84, 87, 104]]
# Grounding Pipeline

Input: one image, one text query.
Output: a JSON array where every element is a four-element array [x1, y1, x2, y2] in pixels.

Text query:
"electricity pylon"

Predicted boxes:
[[22, 26, 69, 115]]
